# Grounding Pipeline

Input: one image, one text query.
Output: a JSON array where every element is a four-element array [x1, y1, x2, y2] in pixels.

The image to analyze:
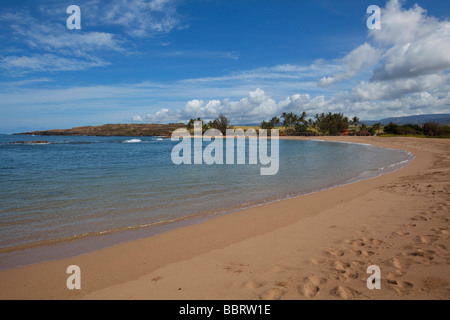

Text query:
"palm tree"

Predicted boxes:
[[187, 117, 203, 130], [352, 117, 360, 128], [270, 117, 280, 126], [372, 122, 382, 135], [296, 112, 306, 125], [281, 112, 289, 130], [290, 113, 298, 127]]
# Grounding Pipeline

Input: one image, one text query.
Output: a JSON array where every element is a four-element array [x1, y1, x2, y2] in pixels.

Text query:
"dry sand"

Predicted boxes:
[[0, 137, 449, 300]]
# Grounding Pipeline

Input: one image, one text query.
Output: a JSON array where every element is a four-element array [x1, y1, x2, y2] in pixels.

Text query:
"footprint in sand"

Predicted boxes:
[[350, 249, 375, 257], [232, 280, 265, 290], [298, 284, 320, 298], [328, 269, 346, 280], [274, 281, 288, 288], [431, 228, 450, 236], [387, 270, 405, 279], [223, 263, 250, 274], [386, 257, 416, 271], [343, 269, 360, 280], [386, 280, 414, 296], [307, 258, 326, 266], [351, 240, 366, 247], [297, 275, 327, 298], [333, 261, 351, 271], [346, 238, 384, 248], [349, 260, 367, 268], [325, 248, 345, 257], [411, 215, 428, 222], [367, 238, 384, 246], [330, 286, 362, 300], [407, 249, 436, 261], [259, 288, 285, 300], [415, 235, 439, 244], [151, 276, 163, 282], [391, 230, 410, 237]]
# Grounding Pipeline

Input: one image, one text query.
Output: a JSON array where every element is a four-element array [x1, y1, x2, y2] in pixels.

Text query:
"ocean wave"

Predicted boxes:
[[123, 139, 142, 143], [309, 139, 372, 147], [331, 141, 373, 146]]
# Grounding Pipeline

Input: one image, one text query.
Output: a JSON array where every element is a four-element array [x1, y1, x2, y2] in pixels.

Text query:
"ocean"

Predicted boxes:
[[0, 134, 413, 269]]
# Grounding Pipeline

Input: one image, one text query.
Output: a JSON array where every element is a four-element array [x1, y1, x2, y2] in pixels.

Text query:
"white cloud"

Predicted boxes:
[[86, 0, 181, 38], [9, 21, 123, 54], [370, 0, 429, 45], [320, 0, 450, 87], [1, 54, 110, 74], [352, 74, 449, 101], [0, 0, 182, 74], [140, 89, 328, 124], [181, 63, 341, 84], [319, 43, 380, 86], [369, 0, 450, 81], [311, 0, 450, 119], [138, 74, 450, 124]]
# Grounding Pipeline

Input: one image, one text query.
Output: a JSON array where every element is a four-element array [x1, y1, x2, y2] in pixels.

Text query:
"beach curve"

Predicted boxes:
[[0, 136, 448, 300]]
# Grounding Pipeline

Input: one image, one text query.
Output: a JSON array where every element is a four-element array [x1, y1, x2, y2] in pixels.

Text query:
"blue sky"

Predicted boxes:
[[0, 0, 449, 133]]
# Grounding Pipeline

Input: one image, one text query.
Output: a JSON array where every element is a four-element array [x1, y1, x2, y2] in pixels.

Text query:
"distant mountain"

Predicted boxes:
[[363, 114, 450, 126]]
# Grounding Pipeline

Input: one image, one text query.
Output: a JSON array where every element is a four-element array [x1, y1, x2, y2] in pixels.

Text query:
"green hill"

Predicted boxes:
[[16, 123, 186, 137]]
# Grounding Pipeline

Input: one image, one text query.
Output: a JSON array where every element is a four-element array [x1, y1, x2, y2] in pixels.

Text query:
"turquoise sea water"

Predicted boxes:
[[0, 134, 412, 268]]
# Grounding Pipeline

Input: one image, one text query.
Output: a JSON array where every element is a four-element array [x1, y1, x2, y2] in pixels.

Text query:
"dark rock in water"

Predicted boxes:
[[12, 141, 49, 144]]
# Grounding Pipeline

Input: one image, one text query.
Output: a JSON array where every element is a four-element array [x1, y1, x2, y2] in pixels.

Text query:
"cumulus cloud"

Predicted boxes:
[[312, 0, 450, 121], [352, 74, 449, 101], [370, 0, 450, 81], [139, 72, 450, 124], [319, 43, 380, 86], [320, 0, 450, 89], [138, 89, 333, 124]]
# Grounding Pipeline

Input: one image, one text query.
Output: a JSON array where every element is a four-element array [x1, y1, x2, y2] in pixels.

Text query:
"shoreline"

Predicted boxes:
[[0, 137, 413, 271], [0, 136, 448, 300]]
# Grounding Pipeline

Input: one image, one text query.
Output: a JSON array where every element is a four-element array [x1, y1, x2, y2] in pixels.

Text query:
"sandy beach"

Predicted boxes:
[[0, 136, 448, 300]]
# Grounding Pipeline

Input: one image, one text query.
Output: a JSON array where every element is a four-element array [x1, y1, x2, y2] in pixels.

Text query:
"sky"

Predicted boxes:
[[0, 0, 449, 133]]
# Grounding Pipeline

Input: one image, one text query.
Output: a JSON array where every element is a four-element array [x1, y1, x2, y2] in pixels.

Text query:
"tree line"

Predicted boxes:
[[384, 122, 450, 137], [186, 114, 450, 137], [186, 114, 229, 135], [187, 113, 368, 136], [261, 112, 365, 136]]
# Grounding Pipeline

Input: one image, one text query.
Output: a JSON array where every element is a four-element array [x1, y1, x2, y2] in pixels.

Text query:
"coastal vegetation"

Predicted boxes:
[[17, 114, 450, 138], [16, 123, 185, 137], [260, 112, 355, 136], [383, 122, 450, 137], [257, 113, 450, 138]]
